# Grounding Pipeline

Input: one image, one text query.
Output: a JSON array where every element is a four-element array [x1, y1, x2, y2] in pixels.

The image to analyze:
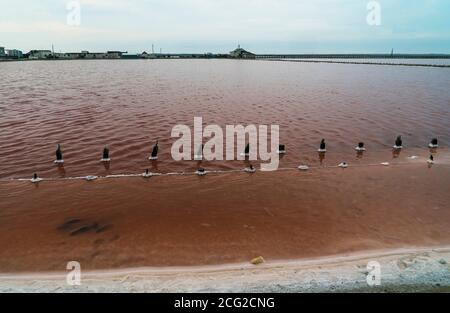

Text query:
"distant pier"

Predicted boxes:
[[255, 53, 450, 59]]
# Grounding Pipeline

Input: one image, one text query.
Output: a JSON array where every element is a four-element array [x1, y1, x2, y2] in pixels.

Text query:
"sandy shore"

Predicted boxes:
[[0, 246, 449, 292]]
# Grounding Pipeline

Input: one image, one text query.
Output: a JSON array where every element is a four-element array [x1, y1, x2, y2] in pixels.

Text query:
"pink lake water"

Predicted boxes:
[[1, 59, 449, 179]]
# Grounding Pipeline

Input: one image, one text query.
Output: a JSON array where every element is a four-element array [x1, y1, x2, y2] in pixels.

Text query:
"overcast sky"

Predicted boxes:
[[1, 0, 450, 54]]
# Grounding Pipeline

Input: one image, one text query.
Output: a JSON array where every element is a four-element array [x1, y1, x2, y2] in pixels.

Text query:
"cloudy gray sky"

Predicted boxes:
[[1, 0, 450, 54]]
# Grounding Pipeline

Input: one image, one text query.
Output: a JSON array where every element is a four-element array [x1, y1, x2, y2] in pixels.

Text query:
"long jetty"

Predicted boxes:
[[255, 53, 450, 59]]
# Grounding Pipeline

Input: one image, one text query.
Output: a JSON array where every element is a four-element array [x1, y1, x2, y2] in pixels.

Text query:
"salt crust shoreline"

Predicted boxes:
[[0, 246, 449, 292]]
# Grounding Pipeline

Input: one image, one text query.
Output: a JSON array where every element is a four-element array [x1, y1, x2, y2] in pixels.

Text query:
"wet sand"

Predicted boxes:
[[0, 153, 449, 273]]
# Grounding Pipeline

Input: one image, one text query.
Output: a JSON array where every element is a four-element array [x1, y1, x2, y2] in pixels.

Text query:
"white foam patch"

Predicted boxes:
[[105, 174, 141, 178]]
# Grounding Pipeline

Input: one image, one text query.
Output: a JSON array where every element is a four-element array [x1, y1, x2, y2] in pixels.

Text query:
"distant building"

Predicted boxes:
[[135, 51, 159, 59], [106, 51, 126, 59], [52, 52, 69, 59], [86, 52, 108, 59], [138, 51, 153, 59], [0, 47, 5, 56], [61, 51, 125, 59], [65, 52, 84, 59], [7, 49, 23, 58], [28, 50, 52, 59], [121, 53, 140, 59], [229, 45, 256, 59]]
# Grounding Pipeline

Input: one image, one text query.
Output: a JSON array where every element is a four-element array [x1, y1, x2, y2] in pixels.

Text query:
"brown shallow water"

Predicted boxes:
[[0, 60, 449, 272], [0, 159, 449, 272]]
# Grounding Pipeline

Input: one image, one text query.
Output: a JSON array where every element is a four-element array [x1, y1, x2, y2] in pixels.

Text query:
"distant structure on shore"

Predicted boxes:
[[0, 46, 24, 59], [28, 50, 52, 59], [1, 44, 450, 61], [27, 50, 126, 60], [126, 51, 229, 59], [229, 45, 256, 59]]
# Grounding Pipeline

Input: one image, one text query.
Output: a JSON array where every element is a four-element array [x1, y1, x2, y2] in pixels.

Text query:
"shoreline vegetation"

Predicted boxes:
[[0, 246, 448, 292]]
